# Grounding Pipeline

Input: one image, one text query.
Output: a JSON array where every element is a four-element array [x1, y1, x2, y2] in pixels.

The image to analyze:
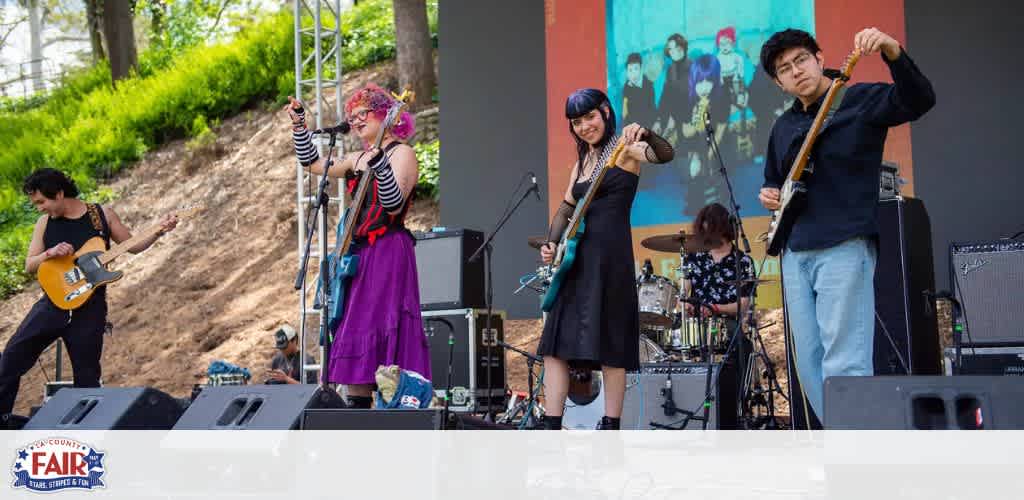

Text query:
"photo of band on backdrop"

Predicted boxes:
[[544, 0, 918, 308]]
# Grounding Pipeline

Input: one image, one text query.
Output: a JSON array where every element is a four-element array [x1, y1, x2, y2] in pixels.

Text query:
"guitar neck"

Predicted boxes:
[[565, 142, 625, 241], [337, 166, 376, 257], [785, 50, 860, 183], [786, 82, 844, 183], [98, 225, 162, 265]]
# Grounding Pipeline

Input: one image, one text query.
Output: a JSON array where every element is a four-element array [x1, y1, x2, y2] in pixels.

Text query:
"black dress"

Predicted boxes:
[[537, 166, 641, 371]]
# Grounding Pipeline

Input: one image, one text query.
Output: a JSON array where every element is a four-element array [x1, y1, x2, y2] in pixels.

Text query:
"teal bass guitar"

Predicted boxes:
[[541, 140, 625, 312]]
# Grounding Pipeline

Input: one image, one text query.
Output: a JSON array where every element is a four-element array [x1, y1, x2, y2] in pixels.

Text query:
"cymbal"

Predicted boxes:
[[527, 235, 547, 250], [640, 233, 719, 253]]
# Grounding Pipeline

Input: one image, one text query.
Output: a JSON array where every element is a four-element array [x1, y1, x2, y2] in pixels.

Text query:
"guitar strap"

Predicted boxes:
[[86, 203, 111, 249]]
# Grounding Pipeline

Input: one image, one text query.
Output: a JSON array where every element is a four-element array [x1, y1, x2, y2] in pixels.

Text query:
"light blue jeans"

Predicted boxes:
[[782, 237, 877, 420]]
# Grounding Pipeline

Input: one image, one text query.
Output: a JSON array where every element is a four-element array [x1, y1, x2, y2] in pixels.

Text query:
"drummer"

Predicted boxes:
[[679, 202, 757, 412], [680, 202, 756, 324]]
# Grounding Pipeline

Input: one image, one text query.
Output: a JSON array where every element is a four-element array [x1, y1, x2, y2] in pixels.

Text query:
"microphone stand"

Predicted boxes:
[[294, 131, 341, 387], [468, 180, 540, 421], [425, 318, 456, 428], [704, 112, 755, 428]]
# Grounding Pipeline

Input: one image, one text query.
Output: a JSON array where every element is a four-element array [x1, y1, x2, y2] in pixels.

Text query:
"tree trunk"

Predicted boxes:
[[102, 0, 138, 84], [27, 0, 44, 93], [84, 0, 106, 63], [392, 0, 435, 112]]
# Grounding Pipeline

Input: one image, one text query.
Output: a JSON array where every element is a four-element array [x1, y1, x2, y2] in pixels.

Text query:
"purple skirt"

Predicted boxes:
[[327, 230, 431, 385]]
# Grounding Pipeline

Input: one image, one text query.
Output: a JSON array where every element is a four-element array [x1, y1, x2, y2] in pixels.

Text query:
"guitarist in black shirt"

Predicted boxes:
[[0, 168, 177, 424], [757, 28, 935, 421]]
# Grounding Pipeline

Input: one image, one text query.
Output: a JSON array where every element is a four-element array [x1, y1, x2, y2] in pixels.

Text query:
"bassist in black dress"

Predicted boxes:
[[537, 88, 673, 430]]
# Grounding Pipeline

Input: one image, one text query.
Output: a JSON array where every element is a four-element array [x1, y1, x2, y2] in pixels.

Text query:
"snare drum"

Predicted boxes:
[[637, 275, 679, 328]]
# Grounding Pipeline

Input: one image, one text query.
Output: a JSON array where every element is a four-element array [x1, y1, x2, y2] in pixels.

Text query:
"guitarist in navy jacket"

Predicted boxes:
[[758, 28, 935, 423]]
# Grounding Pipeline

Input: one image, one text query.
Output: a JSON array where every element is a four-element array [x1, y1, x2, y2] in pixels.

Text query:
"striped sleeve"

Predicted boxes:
[[291, 108, 319, 167], [369, 154, 405, 211]]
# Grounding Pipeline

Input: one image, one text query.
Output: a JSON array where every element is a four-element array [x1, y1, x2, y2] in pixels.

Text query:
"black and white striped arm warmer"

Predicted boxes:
[[291, 108, 320, 167], [369, 152, 405, 211]]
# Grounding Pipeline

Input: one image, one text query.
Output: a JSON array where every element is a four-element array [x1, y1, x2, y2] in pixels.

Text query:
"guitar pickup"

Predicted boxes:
[[481, 328, 498, 347], [63, 267, 84, 285], [64, 283, 93, 302]]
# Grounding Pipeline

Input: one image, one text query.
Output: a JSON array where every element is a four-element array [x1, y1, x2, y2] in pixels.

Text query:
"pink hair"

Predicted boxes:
[[344, 84, 416, 141], [716, 26, 736, 46]]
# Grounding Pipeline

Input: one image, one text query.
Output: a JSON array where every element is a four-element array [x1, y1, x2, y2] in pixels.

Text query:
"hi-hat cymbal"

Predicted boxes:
[[527, 235, 548, 250], [640, 232, 719, 253]]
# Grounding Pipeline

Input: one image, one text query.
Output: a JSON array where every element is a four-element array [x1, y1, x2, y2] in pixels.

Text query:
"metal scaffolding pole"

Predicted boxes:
[[293, 0, 345, 385]]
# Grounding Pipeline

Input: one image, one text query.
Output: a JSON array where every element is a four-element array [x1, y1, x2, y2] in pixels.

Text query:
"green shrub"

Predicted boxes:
[[0, 3, 438, 299], [414, 139, 439, 200]]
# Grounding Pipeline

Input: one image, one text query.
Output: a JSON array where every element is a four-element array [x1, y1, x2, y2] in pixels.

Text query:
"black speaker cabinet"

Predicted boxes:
[[302, 408, 445, 430], [414, 229, 486, 310], [24, 387, 184, 430], [825, 376, 1024, 429], [874, 197, 941, 375], [950, 239, 1024, 346], [172, 385, 344, 430]]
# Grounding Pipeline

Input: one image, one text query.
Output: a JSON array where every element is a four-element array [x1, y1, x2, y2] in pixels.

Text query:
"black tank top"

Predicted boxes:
[[43, 203, 111, 304], [345, 141, 412, 244], [43, 204, 109, 251]]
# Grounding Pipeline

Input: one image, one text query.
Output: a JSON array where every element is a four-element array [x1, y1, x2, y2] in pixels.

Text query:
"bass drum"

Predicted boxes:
[[562, 337, 666, 430]]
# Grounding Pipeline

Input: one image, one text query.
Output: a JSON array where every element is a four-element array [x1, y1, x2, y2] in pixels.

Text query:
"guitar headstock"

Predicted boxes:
[[839, 49, 862, 81], [372, 88, 415, 147], [172, 204, 205, 221]]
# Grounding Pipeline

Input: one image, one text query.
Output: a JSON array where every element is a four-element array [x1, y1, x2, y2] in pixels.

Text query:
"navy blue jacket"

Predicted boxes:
[[763, 48, 935, 251]]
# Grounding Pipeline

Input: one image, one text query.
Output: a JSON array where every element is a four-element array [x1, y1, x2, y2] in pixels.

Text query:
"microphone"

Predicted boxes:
[[703, 110, 713, 132], [528, 172, 541, 201], [311, 122, 351, 135]]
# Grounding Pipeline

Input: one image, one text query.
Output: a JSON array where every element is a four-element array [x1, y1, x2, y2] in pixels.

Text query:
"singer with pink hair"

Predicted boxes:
[[285, 84, 430, 408]]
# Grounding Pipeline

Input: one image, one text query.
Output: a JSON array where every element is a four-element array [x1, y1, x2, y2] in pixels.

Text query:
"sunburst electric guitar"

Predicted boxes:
[[37, 205, 203, 310], [765, 49, 861, 256], [540, 140, 626, 312], [322, 89, 414, 332]]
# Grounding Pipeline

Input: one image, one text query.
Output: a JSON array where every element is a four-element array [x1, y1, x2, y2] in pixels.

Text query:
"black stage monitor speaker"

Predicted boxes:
[[302, 408, 445, 430], [824, 376, 1024, 430], [874, 197, 941, 375], [414, 229, 486, 310], [950, 239, 1024, 346], [173, 385, 344, 430], [24, 387, 184, 430]]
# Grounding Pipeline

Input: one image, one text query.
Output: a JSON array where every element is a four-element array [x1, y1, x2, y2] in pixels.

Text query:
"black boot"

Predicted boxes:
[[541, 415, 563, 430], [346, 395, 374, 409], [597, 416, 621, 430]]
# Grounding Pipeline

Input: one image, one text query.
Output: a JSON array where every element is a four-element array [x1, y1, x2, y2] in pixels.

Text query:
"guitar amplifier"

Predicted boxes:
[[414, 229, 486, 310], [944, 347, 1024, 376], [950, 239, 1024, 346], [563, 363, 736, 430], [421, 308, 506, 413]]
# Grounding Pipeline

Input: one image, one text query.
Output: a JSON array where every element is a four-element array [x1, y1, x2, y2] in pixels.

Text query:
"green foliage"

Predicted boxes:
[[0, 2, 439, 299], [340, 0, 438, 70], [413, 140, 439, 200]]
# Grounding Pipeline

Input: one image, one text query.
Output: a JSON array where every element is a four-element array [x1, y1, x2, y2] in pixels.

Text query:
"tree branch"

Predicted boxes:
[[42, 35, 90, 48], [205, 0, 235, 38]]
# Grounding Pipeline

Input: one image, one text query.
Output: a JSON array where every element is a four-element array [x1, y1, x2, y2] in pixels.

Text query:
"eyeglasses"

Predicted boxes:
[[346, 108, 371, 124], [775, 52, 815, 78]]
